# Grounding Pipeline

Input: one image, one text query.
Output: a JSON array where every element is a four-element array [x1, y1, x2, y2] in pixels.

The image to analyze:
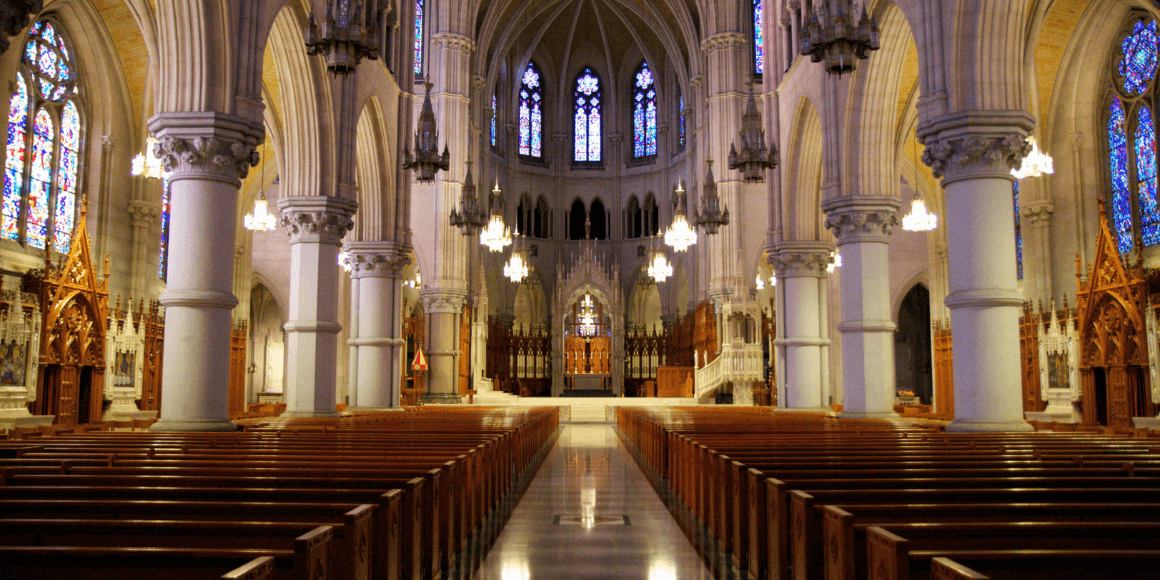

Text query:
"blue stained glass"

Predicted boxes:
[[634, 107, 645, 158], [632, 62, 657, 158], [3, 76, 28, 241], [490, 94, 497, 147], [1013, 181, 1022, 280], [574, 68, 602, 161], [31, 21, 43, 33], [413, 0, 424, 76], [54, 191, 74, 253], [27, 109, 53, 250], [754, 0, 764, 74], [24, 41, 35, 65], [54, 101, 79, 252], [679, 94, 686, 148], [42, 23, 56, 45], [1120, 20, 1159, 94], [24, 20, 75, 102], [1137, 106, 1160, 246], [518, 62, 543, 158], [1109, 95, 1134, 254], [160, 178, 171, 280]]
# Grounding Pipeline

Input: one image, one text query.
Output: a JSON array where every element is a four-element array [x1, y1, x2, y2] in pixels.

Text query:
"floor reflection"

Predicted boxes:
[[471, 424, 712, 580]]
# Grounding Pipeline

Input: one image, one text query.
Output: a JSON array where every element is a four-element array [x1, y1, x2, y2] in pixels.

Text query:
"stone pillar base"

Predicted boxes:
[[419, 393, 464, 405], [770, 406, 834, 414], [1025, 409, 1081, 424], [0, 414, 55, 431], [1132, 415, 1160, 430], [281, 410, 341, 418], [344, 406, 406, 413], [945, 419, 1033, 433], [839, 410, 901, 419], [151, 419, 238, 432]]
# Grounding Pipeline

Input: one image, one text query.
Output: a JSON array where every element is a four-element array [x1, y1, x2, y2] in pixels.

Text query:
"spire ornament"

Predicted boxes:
[[728, 85, 778, 183], [449, 161, 486, 235], [304, 0, 383, 72], [695, 159, 730, 235], [403, 83, 451, 182]]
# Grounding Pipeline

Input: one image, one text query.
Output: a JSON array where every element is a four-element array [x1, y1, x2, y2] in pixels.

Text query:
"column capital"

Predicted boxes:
[[821, 195, 901, 243], [419, 289, 467, 313], [769, 241, 834, 278], [1023, 200, 1054, 224], [431, 32, 476, 53], [278, 196, 358, 245], [701, 32, 747, 53], [127, 200, 160, 225], [344, 241, 411, 279], [916, 110, 1035, 185], [148, 111, 264, 185]]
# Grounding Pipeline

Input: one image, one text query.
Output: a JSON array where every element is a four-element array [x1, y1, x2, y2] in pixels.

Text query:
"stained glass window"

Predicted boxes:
[[518, 62, 543, 158], [1013, 181, 1022, 280], [159, 178, 171, 280], [413, 0, 424, 76], [1109, 95, 1134, 254], [678, 92, 686, 149], [490, 93, 497, 148], [632, 62, 657, 158], [754, 0, 765, 75], [5, 20, 81, 252], [1137, 106, 1160, 246], [574, 67, 602, 163], [1120, 20, 1159, 94], [3, 75, 28, 241]]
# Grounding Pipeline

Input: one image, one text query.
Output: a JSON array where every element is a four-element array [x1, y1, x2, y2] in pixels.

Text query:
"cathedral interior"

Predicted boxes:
[[3, 1, 1160, 579]]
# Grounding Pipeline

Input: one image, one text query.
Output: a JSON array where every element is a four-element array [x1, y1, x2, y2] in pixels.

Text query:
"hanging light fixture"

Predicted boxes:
[[799, 0, 880, 76], [827, 250, 842, 273], [404, 271, 422, 288], [647, 236, 673, 283], [664, 181, 698, 251], [755, 274, 765, 290], [480, 179, 513, 252], [503, 250, 529, 282], [450, 161, 487, 235], [1011, 137, 1054, 179], [131, 136, 168, 180], [901, 140, 938, 232], [338, 249, 352, 273], [244, 142, 278, 232], [695, 158, 730, 234], [402, 83, 451, 182], [728, 85, 779, 183], [578, 293, 598, 336]]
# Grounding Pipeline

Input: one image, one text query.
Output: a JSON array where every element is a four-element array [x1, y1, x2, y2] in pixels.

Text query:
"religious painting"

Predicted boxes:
[[0, 339, 27, 386], [1047, 351, 1070, 390], [113, 350, 135, 389]]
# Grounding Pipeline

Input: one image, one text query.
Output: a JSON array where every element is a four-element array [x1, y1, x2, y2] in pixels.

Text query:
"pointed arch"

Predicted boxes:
[[573, 67, 603, 163], [518, 60, 544, 158], [785, 96, 824, 241], [631, 60, 657, 158]]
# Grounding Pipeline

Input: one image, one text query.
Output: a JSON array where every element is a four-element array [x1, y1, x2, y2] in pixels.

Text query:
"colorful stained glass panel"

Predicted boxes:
[[755, 0, 765, 75], [413, 0, 424, 75], [491, 94, 497, 147], [632, 62, 657, 158], [1109, 95, 1134, 254], [160, 178, 171, 280], [3, 76, 28, 241], [1121, 20, 1159, 94], [574, 69, 602, 162], [518, 62, 543, 158], [1013, 181, 1022, 280], [27, 109, 53, 249], [1137, 106, 1160, 246]]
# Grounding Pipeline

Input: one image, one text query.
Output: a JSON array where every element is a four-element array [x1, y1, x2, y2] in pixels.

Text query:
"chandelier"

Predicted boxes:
[[728, 85, 778, 183], [578, 293, 598, 336], [404, 271, 421, 288], [647, 245, 673, 283], [827, 250, 842, 273], [695, 159, 730, 234], [402, 83, 450, 182], [664, 181, 697, 251], [755, 274, 765, 290], [479, 180, 512, 252], [503, 249, 529, 283], [901, 194, 938, 232], [303, 0, 383, 72], [338, 249, 352, 273], [1011, 137, 1054, 179], [450, 161, 486, 235], [799, 0, 880, 76], [244, 143, 278, 232], [131, 136, 167, 179]]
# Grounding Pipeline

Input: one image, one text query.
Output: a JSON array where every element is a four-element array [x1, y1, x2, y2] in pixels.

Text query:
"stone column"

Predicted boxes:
[[148, 111, 261, 431], [420, 290, 466, 404], [921, 114, 1034, 432], [347, 241, 409, 408], [278, 196, 358, 417], [771, 242, 832, 410], [822, 196, 901, 418]]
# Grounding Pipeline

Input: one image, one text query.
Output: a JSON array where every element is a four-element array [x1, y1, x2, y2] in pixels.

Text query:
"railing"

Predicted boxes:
[[694, 340, 764, 401]]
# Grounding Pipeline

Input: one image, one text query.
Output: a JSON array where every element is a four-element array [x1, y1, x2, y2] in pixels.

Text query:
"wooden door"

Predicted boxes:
[[458, 304, 471, 396], [57, 365, 79, 427]]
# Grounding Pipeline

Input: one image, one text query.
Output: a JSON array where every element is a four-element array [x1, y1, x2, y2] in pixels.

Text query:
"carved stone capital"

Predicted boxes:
[[0, 0, 41, 55], [769, 241, 834, 278], [701, 32, 748, 53], [147, 111, 264, 185], [916, 110, 1035, 185], [419, 290, 467, 314], [127, 200, 160, 225], [431, 32, 475, 53], [277, 196, 358, 246], [821, 196, 901, 243], [1023, 200, 1054, 225], [344, 241, 411, 279]]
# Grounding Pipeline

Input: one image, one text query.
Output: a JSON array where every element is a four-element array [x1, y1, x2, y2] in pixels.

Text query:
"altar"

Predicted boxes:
[[567, 374, 610, 391]]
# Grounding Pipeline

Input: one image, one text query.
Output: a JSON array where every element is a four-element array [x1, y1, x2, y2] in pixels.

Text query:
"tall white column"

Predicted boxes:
[[148, 111, 262, 431], [420, 290, 466, 404], [347, 241, 409, 408], [921, 115, 1034, 432], [771, 242, 833, 410], [278, 196, 357, 417], [822, 196, 901, 418]]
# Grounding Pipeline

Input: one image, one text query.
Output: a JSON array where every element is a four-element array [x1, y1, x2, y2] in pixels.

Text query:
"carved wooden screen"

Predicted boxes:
[[693, 301, 718, 365], [932, 319, 954, 419], [228, 320, 248, 417], [1076, 203, 1151, 428], [139, 300, 164, 412], [1019, 302, 1045, 413], [760, 307, 776, 406], [458, 303, 471, 396], [486, 316, 512, 382], [401, 312, 425, 406], [665, 311, 695, 367]]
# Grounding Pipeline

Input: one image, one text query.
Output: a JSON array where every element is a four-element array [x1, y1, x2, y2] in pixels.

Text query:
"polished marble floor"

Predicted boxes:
[[472, 425, 712, 580]]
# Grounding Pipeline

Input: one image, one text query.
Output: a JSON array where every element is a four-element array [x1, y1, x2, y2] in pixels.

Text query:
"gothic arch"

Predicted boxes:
[[784, 95, 824, 240]]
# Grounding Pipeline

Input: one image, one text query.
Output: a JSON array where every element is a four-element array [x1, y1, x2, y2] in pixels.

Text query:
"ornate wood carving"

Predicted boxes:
[[139, 300, 164, 412], [401, 310, 425, 406], [932, 319, 954, 419], [1076, 202, 1151, 428], [1019, 301, 1045, 413], [458, 303, 471, 396], [22, 202, 108, 426], [228, 320, 248, 417]]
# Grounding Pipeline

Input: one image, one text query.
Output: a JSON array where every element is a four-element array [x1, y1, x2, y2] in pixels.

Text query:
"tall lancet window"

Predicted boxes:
[[753, 0, 764, 75], [573, 67, 602, 163], [632, 61, 657, 158], [1106, 18, 1160, 255], [413, 0, 424, 76], [159, 178, 171, 281], [518, 61, 543, 158], [490, 93, 498, 147], [678, 91, 686, 150], [1013, 182, 1023, 280], [4, 20, 82, 253]]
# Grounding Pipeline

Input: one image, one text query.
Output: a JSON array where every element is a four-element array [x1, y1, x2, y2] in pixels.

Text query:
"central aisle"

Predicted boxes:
[[473, 424, 711, 579]]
